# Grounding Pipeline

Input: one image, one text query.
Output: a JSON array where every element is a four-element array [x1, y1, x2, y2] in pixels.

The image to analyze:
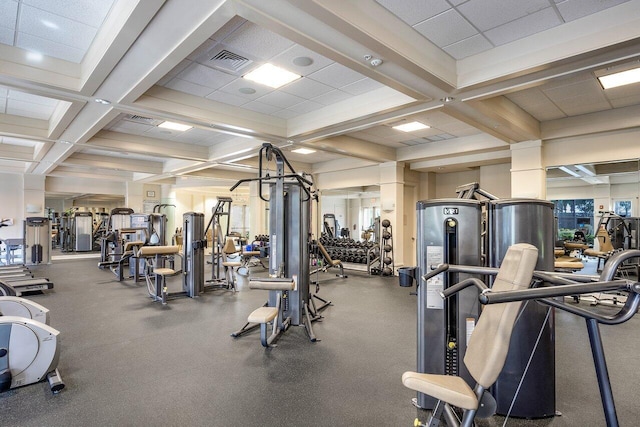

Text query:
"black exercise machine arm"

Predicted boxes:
[[441, 277, 489, 298]]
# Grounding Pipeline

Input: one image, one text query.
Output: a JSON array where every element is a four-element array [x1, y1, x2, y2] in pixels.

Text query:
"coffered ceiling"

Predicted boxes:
[[0, 0, 639, 189]]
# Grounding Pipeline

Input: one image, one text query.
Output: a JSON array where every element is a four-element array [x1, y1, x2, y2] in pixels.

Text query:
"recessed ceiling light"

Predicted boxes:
[[94, 98, 111, 105], [238, 87, 256, 94], [293, 57, 313, 67], [243, 63, 301, 88], [292, 147, 316, 155], [41, 20, 59, 30], [597, 67, 640, 89], [26, 51, 43, 62], [158, 121, 192, 131], [392, 121, 430, 132], [440, 96, 455, 103]]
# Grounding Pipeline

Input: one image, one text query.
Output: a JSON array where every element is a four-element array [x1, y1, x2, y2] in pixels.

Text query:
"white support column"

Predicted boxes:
[[249, 181, 266, 239], [510, 140, 546, 199], [24, 174, 45, 218], [379, 162, 405, 270], [125, 182, 144, 213]]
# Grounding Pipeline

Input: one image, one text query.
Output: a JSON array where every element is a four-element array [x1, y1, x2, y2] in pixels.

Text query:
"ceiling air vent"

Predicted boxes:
[[124, 114, 158, 125], [208, 49, 253, 74]]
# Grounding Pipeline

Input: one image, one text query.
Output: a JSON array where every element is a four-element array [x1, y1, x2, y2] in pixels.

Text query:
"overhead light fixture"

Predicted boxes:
[[292, 148, 316, 155], [94, 98, 111, 105], [243, 63, 301, 88], [575, 164, 596, 177], [26, 51, 43, 62], [392, 121, 430, 132], [597, 66, 640, 89], [559, 166, 581, 178], [158, 121, 192, 131]]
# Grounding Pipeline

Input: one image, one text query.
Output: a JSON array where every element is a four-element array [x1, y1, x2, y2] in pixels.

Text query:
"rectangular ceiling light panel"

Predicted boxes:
[[158, 121, 192, 131], [243, 63, 301, 88], [597, 67, 640, 89], [392, 121, 430, 132]]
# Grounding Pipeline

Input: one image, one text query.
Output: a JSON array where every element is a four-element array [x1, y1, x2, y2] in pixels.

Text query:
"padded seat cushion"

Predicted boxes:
[[153, 268, 175, 276], [564, 242, 588, 250], [556, 255, 582, 263], [124, 241, 145, 252], [138, 245, 179, 256], [249, 279, 295, 290], [248, 306, 278, 323], [402, 372, 478, 410], [555, 261, 584, 270], [242, 251, 262, 257], [554, 248, 565, 257], [222, 261, 242, 267], [584, 249, 607, 257]]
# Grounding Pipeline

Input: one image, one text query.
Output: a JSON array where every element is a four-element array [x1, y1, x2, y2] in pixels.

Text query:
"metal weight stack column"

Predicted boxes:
[[182, 212, 206, 297], [415, 199, 483, 409], [489, 199, 556, 418]]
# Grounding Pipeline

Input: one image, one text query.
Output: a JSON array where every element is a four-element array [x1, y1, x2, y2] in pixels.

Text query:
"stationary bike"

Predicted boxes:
[[0, 293, 65, 393]]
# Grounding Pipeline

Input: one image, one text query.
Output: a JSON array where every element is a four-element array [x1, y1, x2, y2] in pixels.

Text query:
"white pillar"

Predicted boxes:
[[249, 181, 266, 239], [379, 161, 405, 269], [510, 140, 546, 199], [125, 182, 144, 213]]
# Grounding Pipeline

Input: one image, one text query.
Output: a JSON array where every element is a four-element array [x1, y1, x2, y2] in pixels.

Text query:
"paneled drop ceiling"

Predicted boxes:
[[0, 0, 639, 191]]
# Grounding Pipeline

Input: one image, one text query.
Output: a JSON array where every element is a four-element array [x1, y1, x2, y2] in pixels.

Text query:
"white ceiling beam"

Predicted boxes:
[[457, 1, 640, 88], [466, 96, 540, 142], [0, 114, 49, 139], [0, 144, 34, 162], [410, 149, 511, 172], [63, 153, 163, 174], [48, 166, 133, 182], [542, 104, 640, 140], [90, 130, 209, 161], [397, 133, 507, 163], [307, 135, 395, 163]]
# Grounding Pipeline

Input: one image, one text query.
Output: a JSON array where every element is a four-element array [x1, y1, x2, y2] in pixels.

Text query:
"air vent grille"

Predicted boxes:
[[125, 114, 157, 125], [209, 49, 253, 73]]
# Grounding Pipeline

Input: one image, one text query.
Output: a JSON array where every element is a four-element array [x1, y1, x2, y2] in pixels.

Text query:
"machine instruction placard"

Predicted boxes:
[[426, 245, 444, 309]]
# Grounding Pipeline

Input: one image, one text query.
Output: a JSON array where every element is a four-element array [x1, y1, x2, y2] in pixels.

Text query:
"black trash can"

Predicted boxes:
[[398, 266, 416, 287]]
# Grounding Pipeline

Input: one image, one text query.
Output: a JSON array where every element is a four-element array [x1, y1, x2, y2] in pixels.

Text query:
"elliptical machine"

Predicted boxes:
[[0, 290, 65, 393]]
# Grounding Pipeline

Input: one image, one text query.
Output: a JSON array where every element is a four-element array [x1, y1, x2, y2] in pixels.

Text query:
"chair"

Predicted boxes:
[[221, 237, 241, 291], [402, 243, 538, 427], [584, 226, 615, 271]]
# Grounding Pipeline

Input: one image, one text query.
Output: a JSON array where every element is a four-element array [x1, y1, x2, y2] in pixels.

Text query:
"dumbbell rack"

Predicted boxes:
[[318, 235, 376, 271], [367, 221, 394, 276]]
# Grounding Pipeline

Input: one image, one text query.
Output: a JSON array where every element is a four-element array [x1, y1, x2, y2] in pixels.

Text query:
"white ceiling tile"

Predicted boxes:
[[0, 104, 5, 114], [143, 126, 181, 140], [555, 95, 611, 116], [242, 101, 281, 115], [271, 109, 301, 119], [223, 22, 294, 60], [8, 89, 58, 106], [484, 7, 561, 46], [205, 90, 248, 107], [270, 44, 334, 76], [158, 60, 192, 86], [218, 78, 274, 99], [456, 0, 550, 31], [556, 0, 630, 22], [312, 89, 354, 105], [7, 100, 53, 120], [19, 5, 96, 50], [375, 0, 451, 26], [340, 78, 384, 96], [0, 0, 18, 30], [287, 100, 323, 114], [107, 121, 154, 135], [0, 25, 13, 45], [610, 93, 640, 109], [442, 34, 493, 59], [449, 0, 468, 4], [530, 106, 566, 121], [280, 78, 333, 99], [603, 82, 640, 101], [23, 0, 115, 28], [256, 91, 305, 109], [413, 9, 478, 47], [164, 78, 214, 98], [16, 32, 84, 62], [307, 63, 366, 88], [543, 79, 603, 101], [175, 63, 236, 90]]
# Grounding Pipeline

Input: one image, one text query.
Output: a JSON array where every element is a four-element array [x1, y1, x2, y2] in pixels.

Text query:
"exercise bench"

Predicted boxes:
[[231, 277, 296, 347], [138, 245, 180, 304]]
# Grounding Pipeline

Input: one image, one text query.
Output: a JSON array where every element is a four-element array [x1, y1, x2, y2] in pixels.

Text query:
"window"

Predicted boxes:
[[552, 199, 595, 243], [614, 200, 632, 217]]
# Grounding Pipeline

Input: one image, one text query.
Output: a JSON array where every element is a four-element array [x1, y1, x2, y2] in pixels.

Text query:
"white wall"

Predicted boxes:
[[435, 170, 480, 198], [479, 163, 511, 198], [0, 173, 24, 239]]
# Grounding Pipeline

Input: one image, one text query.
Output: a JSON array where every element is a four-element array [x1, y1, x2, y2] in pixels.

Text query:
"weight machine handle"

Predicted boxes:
[[441, 277, 489, 298]]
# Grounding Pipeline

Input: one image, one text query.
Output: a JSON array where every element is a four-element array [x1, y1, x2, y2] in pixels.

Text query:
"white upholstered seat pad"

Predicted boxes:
[[402, 371, 478, 410]]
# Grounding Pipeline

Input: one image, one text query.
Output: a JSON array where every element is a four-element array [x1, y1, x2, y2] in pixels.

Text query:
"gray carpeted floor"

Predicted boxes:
[[1, 256, 639, 426]]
